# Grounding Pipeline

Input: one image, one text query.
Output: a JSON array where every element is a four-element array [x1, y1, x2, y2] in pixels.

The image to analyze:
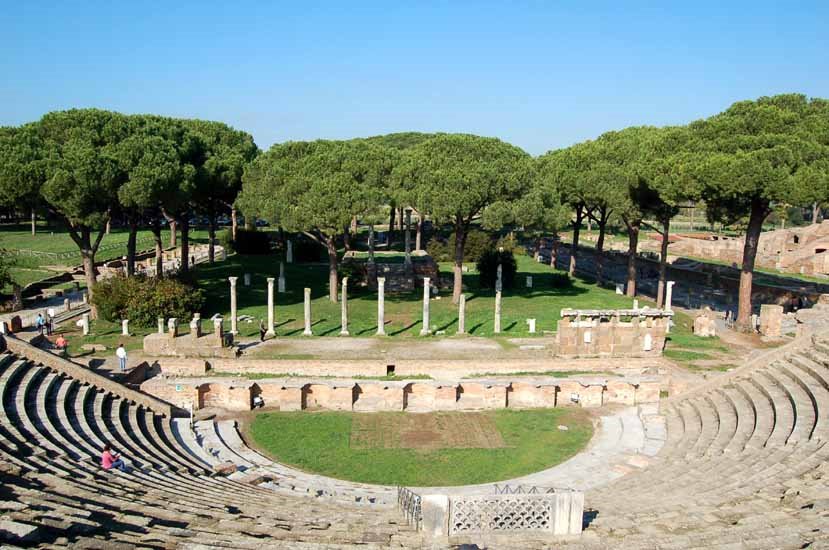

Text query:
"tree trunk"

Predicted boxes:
[[231, 207, 238, 241], [398, 207, 405, 231], [151, 220, 164, 277], [550, 233, 559, 269], [388, 206, 396, 245], [415, 215, 422, 251], [30, 209, 36, 236], [351, 215, 358, 235], [737, 200, 769, 331], [656, 217, 670, 308], [180, 217, 190, 274], [595, 219, 607, 284], [208, 217, 216, 263], [452, 218, 467, 304], [168, 218, 177, 248], [126, 221, 138, 276], [244, 216, 252, 230], [343, 225, 352, 252], [326, 238, 338, 303], [569, 206, 584, 277], [813, 202, 820, 225], [105, 219, 111, 235], [624, 218, 640, 297]]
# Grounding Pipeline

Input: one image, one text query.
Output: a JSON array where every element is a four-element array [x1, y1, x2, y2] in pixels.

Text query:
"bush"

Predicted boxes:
[[476, 248, 517, 289], [217, 228, 234, 254], [496, 233, 526, 256], [426, 229, 493, 263], [294, 238, 323, 262], [549, 272, 572, 288], [92, 275, 205, 327], [233, 228, 272, 255]]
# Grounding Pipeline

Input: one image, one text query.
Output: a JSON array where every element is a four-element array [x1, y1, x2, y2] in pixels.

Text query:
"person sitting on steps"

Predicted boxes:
[[101, 443, 127, 472], [55, 334, 68, 352]]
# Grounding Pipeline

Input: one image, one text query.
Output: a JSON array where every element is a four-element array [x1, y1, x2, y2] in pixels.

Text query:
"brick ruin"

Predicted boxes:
[[555, 309, 671, 357]]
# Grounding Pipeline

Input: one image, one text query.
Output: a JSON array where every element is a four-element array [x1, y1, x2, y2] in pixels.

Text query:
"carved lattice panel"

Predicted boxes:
[[449, 495, 555, 534]]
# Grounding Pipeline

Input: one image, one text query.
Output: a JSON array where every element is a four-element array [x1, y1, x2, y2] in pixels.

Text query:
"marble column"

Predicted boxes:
[[278, 261, 286, 293], [496, 263, 503, 292], [243, 273, 251, 286], [340, 278, 349, 336], [494, 290, 502, 334], [266, 277, 276, 336], [415, 214, 422, 251], [420, 277, 431, 336], [404, 209, 413, 269], [665, 280, 675, 333], [286, 240, 293, 263], [121, 319, 129, 336], [228, 276, 238, 335], [303, 287, 312, 336], [81, 313, 90, 336], [167, 318, 178, 339], [458, 294, 466, 334], [376, 277, 386, 335], [157, 317, 165, 334]]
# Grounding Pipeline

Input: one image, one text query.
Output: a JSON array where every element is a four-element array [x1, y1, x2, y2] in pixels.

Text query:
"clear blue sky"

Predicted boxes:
[[2, 1, 827, 155]]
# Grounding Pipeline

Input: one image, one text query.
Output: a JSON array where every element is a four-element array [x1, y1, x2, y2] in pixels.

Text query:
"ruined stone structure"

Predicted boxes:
[[140, 375, 660, 412], [667, 221, 829, 276], [556, 309, 671, 357], [143, 317, 234, 357]]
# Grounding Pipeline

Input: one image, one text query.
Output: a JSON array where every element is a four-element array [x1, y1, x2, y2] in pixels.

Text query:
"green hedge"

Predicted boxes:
[[92, 275, 205, 327]]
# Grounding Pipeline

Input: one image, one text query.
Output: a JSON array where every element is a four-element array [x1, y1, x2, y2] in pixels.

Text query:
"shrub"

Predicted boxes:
[[426, 229, 493, 263], [233, 228, 272, 255], [217, 228, 234, 254], [92, 275, 205, 327], [496, 233, 527, 256], [476, 248, 517, 289], [294, 238, 323, 262], [549, 272, 572, 288]]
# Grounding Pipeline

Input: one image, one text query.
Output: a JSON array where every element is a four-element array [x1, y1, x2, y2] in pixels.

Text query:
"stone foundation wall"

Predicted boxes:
[[140, 376, 659, 413], [555, 309, 671, 358]]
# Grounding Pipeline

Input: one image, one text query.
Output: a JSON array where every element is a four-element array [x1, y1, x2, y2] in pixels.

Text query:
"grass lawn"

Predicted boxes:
[[248, 408, 593, 486], [195, 253, 650, 338]]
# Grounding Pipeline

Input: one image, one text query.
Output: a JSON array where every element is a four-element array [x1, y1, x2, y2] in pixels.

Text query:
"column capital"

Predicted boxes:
[[267, 277, 275, 284], [228, 276, 238, 284]]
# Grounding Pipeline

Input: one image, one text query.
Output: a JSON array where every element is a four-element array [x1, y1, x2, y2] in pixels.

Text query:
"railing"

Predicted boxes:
[[7, 237, 157, 262], [397, 486, 422, 530]]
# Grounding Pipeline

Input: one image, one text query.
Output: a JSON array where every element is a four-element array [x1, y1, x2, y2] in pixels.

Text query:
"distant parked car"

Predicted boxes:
[[217, 216, 231, 226], [255, 219, 269, 227]]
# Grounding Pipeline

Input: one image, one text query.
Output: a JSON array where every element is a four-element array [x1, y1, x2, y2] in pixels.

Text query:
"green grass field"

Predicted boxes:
[[248, 408, 593, 486]]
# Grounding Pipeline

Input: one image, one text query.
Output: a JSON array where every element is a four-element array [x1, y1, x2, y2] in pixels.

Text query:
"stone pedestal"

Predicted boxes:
[[376, 277, 387, 335], [244, 273, 251, 286], [80, 313, 90, 336], [340, 278, 349, 336], [213, 318, 224, 347], [278, 262, 286, 293], [167, 318, 178, 339], [286, 240, 293, 263], [157, 317, 165, 334], [64, 298, 71, 311], [189, 317, 201, 341], [526, 276, 533, 288], [420, 277, 431, 336], [458, 294, 466, 334], [759, 304, 784, 338], [121, 319, 130, 336], [266, 277, 276, 336], [303, 288, 312, 336], [81, 291, 88, 304], [228, 277, 238, 335], [526, 318, 536, 333], [494, 290, 502, 333]]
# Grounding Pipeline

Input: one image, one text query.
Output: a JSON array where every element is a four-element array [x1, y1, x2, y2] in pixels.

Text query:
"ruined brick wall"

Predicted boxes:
[[555, 309, 670, 358]]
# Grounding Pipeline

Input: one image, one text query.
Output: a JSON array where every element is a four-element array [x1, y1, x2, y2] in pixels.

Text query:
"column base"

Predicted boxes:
[[302, 330, 313, 336], [339, 330, 349, 336], [376, 329, 386, 336], [419, 329, 432, 336], [266, 330, 275, 337]]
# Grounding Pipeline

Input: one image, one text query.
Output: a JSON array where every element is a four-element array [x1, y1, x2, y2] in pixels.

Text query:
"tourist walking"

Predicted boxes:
[[35, 313, 46, 335], [115, 343, 127, 372], [101, 443, 128, 472], [259, 319, 266, 342]]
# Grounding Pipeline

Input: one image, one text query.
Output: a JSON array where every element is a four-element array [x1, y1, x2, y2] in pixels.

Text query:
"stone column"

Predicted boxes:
[[81, 313, 90, 336], [213, 318, 224, 347], [228, 277, 238, 335], [340, 278, 349, 336], [167, 318, 178, 339], [665, 281, 675, 311], [157, 317, 165, 334], [496, 263, 503, 292], [278, 262, 286, 293], [458, 294, 466, 334], [303, 287, 312, 336], [244, 273, 251, 286], [63, 297, 71, 312], [404, 209, 413, 270], [526, 276, 533, 288], [377, 277, 386, 335], [266, 277, 276, 336], [420, 277, 431, 336], [81, 291, 88, 304], [527, 318, 536, 333], [121, 319, 129, 336], [286, 240, 293, 263], [494, 290, 502, 333]]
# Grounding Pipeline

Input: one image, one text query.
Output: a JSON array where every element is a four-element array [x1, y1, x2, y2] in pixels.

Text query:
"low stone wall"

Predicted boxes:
[[1, 334, 173, 417], [556, 309, 670, 358], [140, 375, 659, 413]]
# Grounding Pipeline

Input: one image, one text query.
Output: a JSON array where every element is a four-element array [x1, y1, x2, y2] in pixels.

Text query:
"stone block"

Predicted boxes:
[[457, 383, 507, 410], [420, 494, 449, 537], [257, 383, 303, 411], [507, 382, 556, 408], [578, 384, 604, 408], [759, 304, 784, 338], [353, 383, 404, 411], [635, 381, 660, 404], [304, 384, 353, 411], [605, 380, 636, 405], [213, 462, 237, 476]]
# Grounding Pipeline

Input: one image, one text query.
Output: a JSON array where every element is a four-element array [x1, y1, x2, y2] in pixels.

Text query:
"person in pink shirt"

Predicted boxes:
[[101, 443, 127, 472]]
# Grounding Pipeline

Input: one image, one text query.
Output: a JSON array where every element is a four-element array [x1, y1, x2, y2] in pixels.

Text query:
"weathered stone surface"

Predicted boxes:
[[759, 304, 784, 338], [556, 309, 671, 357], [507, 382, 556, 408], [693, 307, 717, 337], [212, 462, 237, 475]]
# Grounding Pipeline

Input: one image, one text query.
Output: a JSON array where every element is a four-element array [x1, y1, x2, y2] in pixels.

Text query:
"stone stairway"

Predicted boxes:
[[0, 350, 420, 548]]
